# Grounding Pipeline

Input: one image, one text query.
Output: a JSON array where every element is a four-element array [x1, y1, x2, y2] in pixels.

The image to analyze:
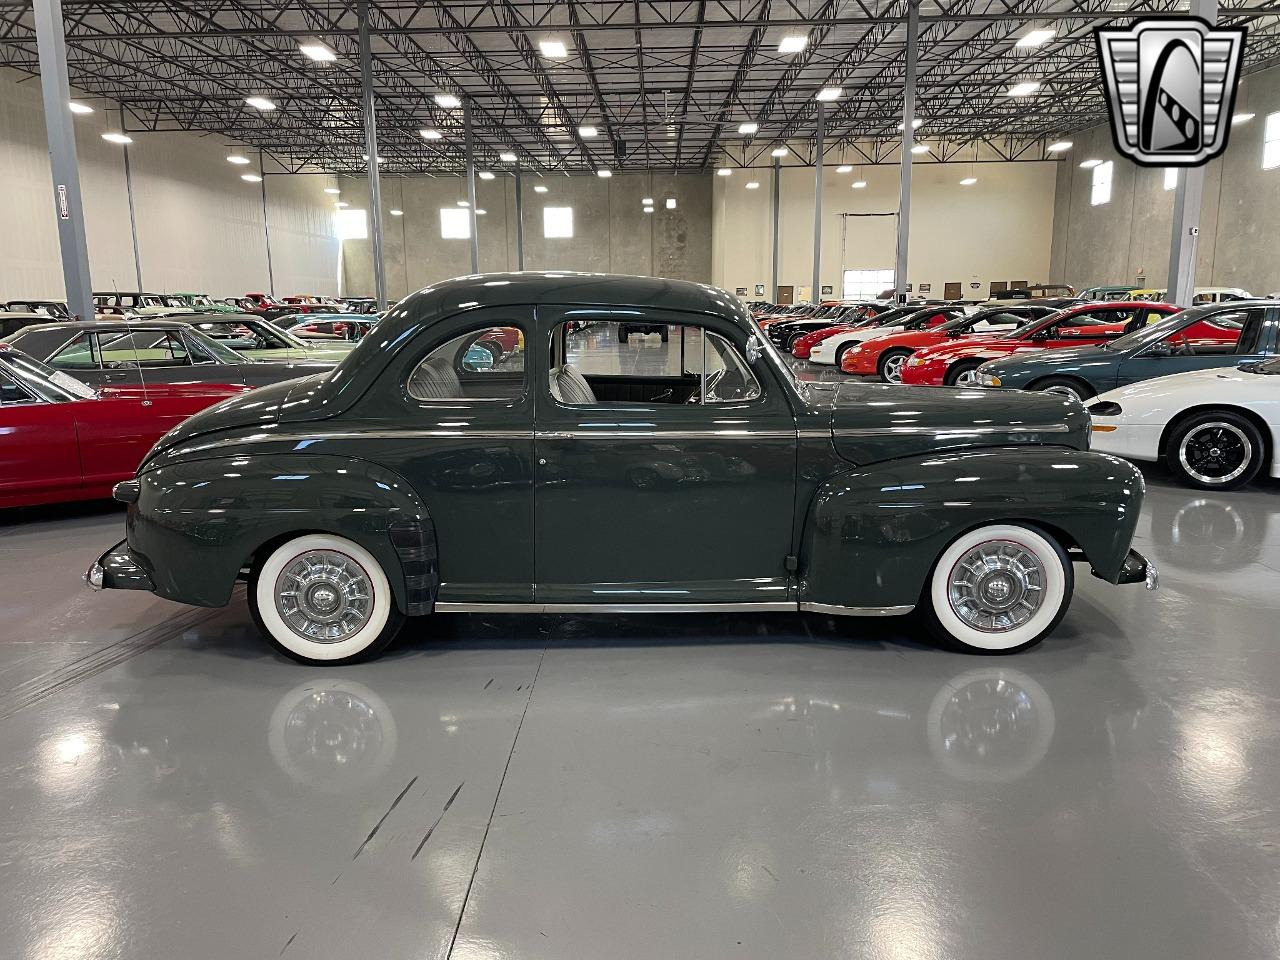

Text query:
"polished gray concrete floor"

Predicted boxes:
[[1, 475, 1278, 960]]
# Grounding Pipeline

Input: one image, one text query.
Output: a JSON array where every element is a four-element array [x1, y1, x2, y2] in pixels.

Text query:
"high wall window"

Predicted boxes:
[[842, 268, 894, 300], [1091, 160, 1113, 206], [1163, 168, 1178, 191], [1263, 112, 1280, 170], [543, 206, 574, 238], [440, 207, 471, 239]]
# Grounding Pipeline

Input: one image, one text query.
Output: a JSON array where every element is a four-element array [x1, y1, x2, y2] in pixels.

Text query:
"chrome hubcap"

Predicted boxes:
[[1179, 422, 1250, 485], [883, 354, 906, 382], [1044, 384, 1082, 401], [948, 540, 1045, 633], [954, 367, 979, 385], [275, 550, 374, 643]]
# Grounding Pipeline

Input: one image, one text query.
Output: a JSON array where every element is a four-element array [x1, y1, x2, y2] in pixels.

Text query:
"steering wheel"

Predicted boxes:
[[685, 368, 728, 404], [1174, 335, 1196, 356]]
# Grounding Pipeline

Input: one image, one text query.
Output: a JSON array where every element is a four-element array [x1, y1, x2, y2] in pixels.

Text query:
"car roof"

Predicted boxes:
[[19, 318, 193, 333]]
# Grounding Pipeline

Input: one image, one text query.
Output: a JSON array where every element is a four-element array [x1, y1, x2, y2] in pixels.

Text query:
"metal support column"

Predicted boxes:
[[812, 102, 825, 302], [120, 108, 143, 292], [257, 151, 275, 296], [894, 0, 919, 303], [358, 0, 387, 308], [771, 155, 782, 303], [464, 101, 479, 273], [33, 0, 93, 320], [1166, 0, 1218, 305], [514, 162, 526, 270]]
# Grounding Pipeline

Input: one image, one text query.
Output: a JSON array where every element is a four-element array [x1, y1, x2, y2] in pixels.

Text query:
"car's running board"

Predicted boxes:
[[433, 601, 914, 616]]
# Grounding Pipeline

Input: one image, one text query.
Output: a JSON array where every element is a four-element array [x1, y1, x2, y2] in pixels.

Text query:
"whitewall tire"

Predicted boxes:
[[923, 524, 1072, 653], [250, 534, 405, 665]]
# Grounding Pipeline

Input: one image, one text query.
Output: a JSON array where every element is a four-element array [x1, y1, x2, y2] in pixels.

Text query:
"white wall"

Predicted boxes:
[[0, 67, 339, 300], [713, 158, 1059, 300]]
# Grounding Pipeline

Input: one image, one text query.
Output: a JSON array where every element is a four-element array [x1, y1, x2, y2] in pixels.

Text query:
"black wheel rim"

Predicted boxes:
[[1178, 422, 1251, 485]]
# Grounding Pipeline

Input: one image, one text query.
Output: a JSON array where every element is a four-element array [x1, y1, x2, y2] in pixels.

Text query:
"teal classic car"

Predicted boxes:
[[88, 273, 1155, 664], [186, 314, 354, 362]]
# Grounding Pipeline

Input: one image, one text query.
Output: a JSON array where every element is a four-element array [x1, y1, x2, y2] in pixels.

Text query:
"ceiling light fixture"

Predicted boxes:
[[578, 125, 598, 137], [771, 146, 789, 157], [1006, 81, 1042, 97], [363, 154, 384, 163], [68, 101, 93, 114], [1046, 140, 1073, 152], [241, 173, 263, 182], [434, 93, 462, 109], [324, 187, 340, 194], [896, 119, 924, 131], [737, 121, 759, 135], [334, 200, 349, 207], [665, 197, 677, 209], [499, 152, 517, 162], [476, 209, 487, 215], [778, 35, 808, 53], [746, 181, 761, 190], [101, 132, 133, 144], [815, 86, 843, 101], [643, 207, 654, 213], [716, 167, 733, 176], [1232, 112, 1256, 124], [1079, 158, 1102, 168], [478, 170, 495, 180], [420, 128, 443, 140], [298, 39, 337, 62], [836, 164, 853, 173], [539, 39, 569, 58], [389, 208, 403, 216], [1015, 28, 1055, 48], [244, 96, 276, 111], [851, 180, 867, 188], [910, 143, 930, 154], [597, 169, 612, 177], [227, 154, 251, 165], [457, 200, 470, 206], [534, 184, 549, 193], [641, 197, 654, 204], [960, 176, 977, 185]]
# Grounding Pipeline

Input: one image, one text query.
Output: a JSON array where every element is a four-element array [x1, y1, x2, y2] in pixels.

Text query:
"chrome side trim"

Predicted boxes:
[[534, 429, 798, 440], [434, 601, 796, 614], [834, 424, 1070, 438], [799, 602, 914, 617]]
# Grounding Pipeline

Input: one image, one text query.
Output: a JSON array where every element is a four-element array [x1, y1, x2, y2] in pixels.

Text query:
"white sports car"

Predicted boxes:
[[808, 305, 965, 366], [1088, 358, 1280, 490]]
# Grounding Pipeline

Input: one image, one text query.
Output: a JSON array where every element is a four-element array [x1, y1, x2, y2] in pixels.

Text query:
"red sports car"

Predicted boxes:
[[791, 324, 858, 359], [899, 302, 1182, 387], [0, 345, 248, 509], [839, 304, 1058, 381]]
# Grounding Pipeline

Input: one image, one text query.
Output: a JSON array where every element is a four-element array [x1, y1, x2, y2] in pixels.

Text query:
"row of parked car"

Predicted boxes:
[[755, 289, 1279, 490]]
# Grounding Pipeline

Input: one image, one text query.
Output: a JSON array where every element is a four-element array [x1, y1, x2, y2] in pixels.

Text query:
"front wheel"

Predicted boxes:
[[250, 534, 405, 665], [1165, 410, 1266, 490], [1033, 376, 1094, 402], [921, 524, 1073, 654], [877, 348, 912, 383], [945, 361, 983, 387]]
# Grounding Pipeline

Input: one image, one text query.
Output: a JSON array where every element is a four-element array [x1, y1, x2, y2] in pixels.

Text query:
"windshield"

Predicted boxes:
[[184, 327, 251, 363], [0, 348, 98, 401], [191, 317, 307, 350]]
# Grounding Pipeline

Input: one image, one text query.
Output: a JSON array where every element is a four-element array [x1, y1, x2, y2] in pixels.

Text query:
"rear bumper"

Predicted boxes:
[[85, 539, 154, 592], [1098, 548, 1159, 590]]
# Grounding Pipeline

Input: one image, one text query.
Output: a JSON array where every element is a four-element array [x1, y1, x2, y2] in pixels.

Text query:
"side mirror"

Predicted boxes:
[[746, 335, 763, 363]]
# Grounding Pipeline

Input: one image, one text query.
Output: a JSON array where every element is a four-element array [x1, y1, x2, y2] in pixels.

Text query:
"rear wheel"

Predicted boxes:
[[250, 534, 405, 665], [921, 524, 1072, 654], [877, 348, 912, 383], [1165, 410, 1265, 490], [945, 361, 983, 387], [1033, 376, 1094, 402]]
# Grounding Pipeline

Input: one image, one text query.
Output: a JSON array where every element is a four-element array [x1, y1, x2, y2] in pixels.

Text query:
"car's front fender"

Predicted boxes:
[[126, 453, 437, 613], [799, 446, 1144, 609]]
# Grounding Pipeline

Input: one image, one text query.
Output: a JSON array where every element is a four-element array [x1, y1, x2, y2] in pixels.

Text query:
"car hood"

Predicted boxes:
[[983, 344, 1110, 370], [1095, 364, 1264, 406], [826, 381, 1088, 466], [138, 374, 328, 469]]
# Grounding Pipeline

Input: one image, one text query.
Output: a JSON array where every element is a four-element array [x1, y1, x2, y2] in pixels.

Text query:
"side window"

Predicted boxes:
[[49, 333, 101, 370], [407, 326, 526, 401], [1233, 310, 1264, 354], [0, 368, 37, 405], [550, 320, 761, 405], [98, 331, 192, 367], [1156, 310, 1249, 356]]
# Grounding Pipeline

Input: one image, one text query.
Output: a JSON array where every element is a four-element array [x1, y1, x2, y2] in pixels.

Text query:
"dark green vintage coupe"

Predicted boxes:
[[88, 273, 1155, 664]]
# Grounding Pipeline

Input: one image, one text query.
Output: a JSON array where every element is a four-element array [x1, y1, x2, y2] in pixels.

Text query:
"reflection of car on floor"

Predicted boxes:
[[618, 321, 668, 343], [901, 302, 1180, 387], [0, 345, 247, 508], [7, 320, 337, 389], [1088, 354, 1280, 490], [89, 272, 1155, 664], [975, 302, 1272, 401]]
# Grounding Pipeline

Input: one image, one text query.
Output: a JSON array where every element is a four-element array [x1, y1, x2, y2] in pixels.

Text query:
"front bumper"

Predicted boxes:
[[1098, 548, 1159, 590], [85, 539, 154, 592]]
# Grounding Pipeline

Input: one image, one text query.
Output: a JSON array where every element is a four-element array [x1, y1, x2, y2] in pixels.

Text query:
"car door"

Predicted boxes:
[[532, 306, 798, 605], [1116, 307, 1276, 386], [0, 368, 81, 508]]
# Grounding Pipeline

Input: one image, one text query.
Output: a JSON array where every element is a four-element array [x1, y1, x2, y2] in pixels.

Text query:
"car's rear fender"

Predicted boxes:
[[127, 453, 437, 614], [799, 446, 1144, 609]]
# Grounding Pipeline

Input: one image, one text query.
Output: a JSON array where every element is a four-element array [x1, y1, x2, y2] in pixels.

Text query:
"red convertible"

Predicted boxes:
[[0, 345, 247, 509], [899, 302, 1182, 387]]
